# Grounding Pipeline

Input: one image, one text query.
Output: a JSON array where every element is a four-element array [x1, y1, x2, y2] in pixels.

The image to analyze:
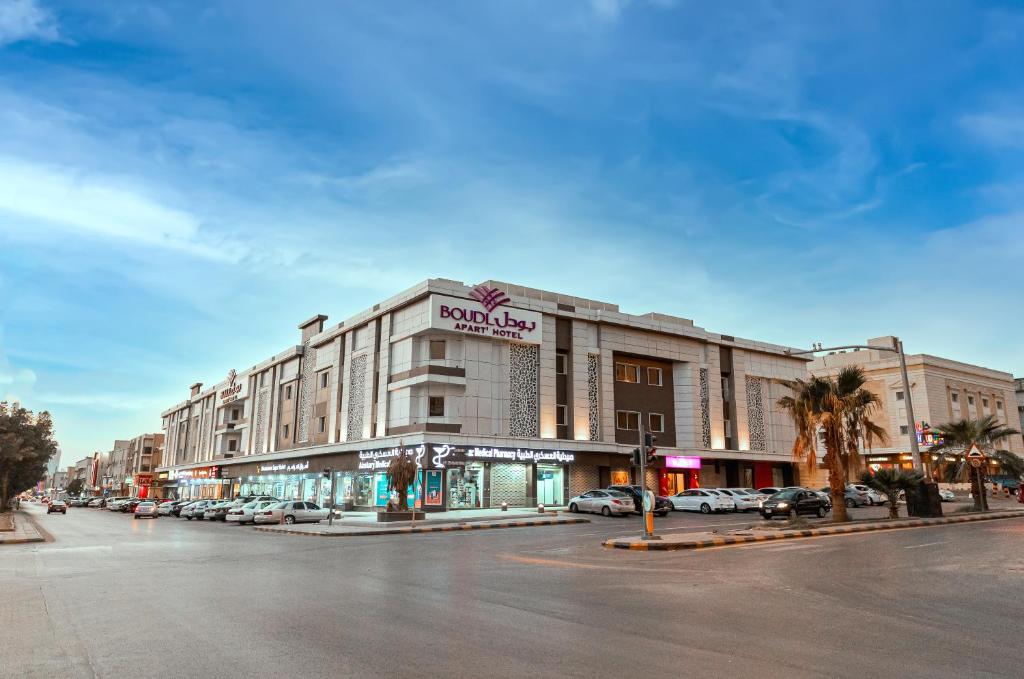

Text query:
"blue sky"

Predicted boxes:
[[1, 0, 1023, 466]]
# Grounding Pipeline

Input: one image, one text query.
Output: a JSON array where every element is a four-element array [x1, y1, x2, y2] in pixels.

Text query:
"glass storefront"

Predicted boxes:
[[536, 464, 564, 506], [447, 463, 484, 509]]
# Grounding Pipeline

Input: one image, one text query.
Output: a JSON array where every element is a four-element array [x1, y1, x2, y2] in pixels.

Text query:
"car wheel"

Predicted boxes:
[[700, 503, 711, 514], [601, 506, 612, 517], [569, 503, 579, 513], [816, 506, 825, 518], [284, 515, 296, 524], [845, 498, 855, 508]]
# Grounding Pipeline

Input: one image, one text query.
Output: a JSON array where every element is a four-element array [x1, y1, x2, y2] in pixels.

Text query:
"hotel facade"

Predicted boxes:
[[157, 279, 810, 510]]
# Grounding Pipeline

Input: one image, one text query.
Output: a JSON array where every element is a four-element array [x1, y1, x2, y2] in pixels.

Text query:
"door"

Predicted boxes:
[[588, 491, 608, 513], [576, 491, 594, 512]]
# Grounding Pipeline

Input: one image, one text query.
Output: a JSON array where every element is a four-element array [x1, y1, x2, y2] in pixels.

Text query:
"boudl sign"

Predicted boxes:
[[429, 285, 542, 345]]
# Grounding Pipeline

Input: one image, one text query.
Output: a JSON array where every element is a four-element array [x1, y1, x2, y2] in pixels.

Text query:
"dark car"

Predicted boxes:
[[760, 488, 828, 520], [119, 498, 143, 513], [606, 485, 672, 517], [47, 499, 68, 514], [170, 500, 192, 517]]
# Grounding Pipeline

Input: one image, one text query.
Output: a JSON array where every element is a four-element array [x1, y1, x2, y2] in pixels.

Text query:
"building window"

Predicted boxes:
[[556, 404, 567, 426], [318, 416, 326, 433], [430, 340, 446, 361], [283, 424, 290, 439], [260, 372, 266, 386], [997, 401, 1004, 412], [895, 391, 904, 401], [285, 385, 292, 400], [646, 367, 663, 387], [231, 408, 240, 420], [900, 425, 909, 435], [320, 372, 328, 389], [616, 410, 640, 430], [951, 392, 958, 403], [429, 396, 445, 417], [968, 395, 975, 406], [615, 362, 640, 383], [983, 398, 989, 408], [228, 439, 238, 452], [649, 413, 664, 432], [555, 353, 568, 375]]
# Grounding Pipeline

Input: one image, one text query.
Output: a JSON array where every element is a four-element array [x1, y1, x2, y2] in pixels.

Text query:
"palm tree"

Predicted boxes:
[[928, 416, 1023, 511], [385, 444, 419, 511], [858, 468, 922, 519], [778, 366, 885, 523]]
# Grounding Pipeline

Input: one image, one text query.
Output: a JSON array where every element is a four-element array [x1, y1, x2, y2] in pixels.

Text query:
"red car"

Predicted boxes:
[[47, 500, 68, 514]]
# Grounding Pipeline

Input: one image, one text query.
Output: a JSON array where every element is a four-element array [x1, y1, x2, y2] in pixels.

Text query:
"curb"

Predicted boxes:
[[255, 516, 590, 537], [603, 510, 1024, 551], [0, 512, 47, 545]]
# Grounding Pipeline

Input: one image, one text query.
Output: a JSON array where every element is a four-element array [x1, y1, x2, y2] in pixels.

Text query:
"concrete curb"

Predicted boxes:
[[603, 510, 1024, 551], [0, 512, 47, 545], [255, 516, 590, 537]]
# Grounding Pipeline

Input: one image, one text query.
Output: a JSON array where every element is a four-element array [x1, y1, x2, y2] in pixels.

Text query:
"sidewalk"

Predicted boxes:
[[255, 508, 588, 537], [603, 508, 1024, 551], [0, 511, 46, 545]]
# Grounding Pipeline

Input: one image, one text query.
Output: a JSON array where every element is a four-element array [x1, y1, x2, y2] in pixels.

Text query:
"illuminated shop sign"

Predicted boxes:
[[429, 289, 542, 345], [664, 455, 701, 470], [219, 369, 247, 405], [465, 447, 575, 464], [256, 460, 310, 474], [358, 445, 427, 471], [177, 466, 220, 480]]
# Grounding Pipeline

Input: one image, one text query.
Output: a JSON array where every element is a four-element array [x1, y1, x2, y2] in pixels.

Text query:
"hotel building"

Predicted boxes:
[[810, 338, 1024, 472], [157, 279, 809, 509]]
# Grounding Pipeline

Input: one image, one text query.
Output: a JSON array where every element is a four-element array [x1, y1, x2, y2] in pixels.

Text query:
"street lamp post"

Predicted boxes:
[[786, 337, 927, 478]]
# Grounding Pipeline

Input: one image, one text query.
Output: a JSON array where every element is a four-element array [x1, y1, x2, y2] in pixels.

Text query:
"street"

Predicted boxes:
[[3, 504, 1023, 679]]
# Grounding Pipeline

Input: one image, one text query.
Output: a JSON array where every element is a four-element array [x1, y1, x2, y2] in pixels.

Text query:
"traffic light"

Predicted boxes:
[[322, 467, 331, 480], [644, 433, 657, 464], [631, 448, 642, 467]]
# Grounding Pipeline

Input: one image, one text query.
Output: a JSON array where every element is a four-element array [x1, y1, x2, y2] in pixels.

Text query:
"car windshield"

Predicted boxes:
[[773, 489, 799, 500]]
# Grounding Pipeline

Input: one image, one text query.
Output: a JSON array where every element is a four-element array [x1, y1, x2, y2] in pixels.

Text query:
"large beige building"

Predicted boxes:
[[158, 278, 810, 508], [810, 337, 1024, 470]]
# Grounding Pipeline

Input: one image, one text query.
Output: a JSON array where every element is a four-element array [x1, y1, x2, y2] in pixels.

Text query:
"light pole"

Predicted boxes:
[[786, 337, 926, 477]]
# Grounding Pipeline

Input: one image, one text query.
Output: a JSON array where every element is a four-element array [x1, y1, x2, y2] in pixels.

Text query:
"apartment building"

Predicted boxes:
[[810, 338, 1024, 471], [158, 278, 809, 508], [1015, 377, 1024, 434]]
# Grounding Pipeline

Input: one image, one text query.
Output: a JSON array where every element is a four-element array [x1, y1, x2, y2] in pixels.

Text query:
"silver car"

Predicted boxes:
[[567, 489, 634, 516], [253, 501, 330, 525], [225, 500, 277, 525], [133, 501, 159, 519]]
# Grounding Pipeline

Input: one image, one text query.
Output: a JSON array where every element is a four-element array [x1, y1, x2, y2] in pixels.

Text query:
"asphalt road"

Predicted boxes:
[[3, 501, 1023, 679]]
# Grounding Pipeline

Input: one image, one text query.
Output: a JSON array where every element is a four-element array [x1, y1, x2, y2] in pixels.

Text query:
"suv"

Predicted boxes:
[[606, 485, 672, 516]]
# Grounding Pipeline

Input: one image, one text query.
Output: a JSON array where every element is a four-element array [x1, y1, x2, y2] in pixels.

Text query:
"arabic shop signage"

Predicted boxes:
[[177, 466, 220, 480], [356, 444, 574, 470], [464, 447, 575, 464], [219, 368, 247, 405], [256, 460, 310, 474], [664, 455, 701, 470], [429, 292, 542, 345], [358, 445, 428, 470]]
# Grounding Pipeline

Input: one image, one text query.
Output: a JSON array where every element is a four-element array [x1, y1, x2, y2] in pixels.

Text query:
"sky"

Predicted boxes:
[[1, 0, 1023, 466]]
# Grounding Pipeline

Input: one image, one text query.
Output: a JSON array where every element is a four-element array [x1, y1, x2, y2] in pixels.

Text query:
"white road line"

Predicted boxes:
[[904, 541, 949, 549]]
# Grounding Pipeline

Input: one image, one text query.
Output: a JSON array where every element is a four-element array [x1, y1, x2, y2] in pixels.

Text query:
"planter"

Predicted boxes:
[[377, 511, 426, 522]]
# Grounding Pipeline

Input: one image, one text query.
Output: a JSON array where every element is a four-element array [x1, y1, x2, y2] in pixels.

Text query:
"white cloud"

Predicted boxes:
[[0, 156, 236, 261], [961, 110, 1024, 151], [0, 0, 59, 46]]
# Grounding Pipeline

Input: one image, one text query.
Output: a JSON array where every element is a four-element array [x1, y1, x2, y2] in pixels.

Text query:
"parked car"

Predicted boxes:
[[155, 501, 177, 516], [849, 484, 886, 505], [938, 488, 956, 502], [568, 489, 634, 516], [86, 498, 105, 508], [47, 499, 68, 514], [234, 495, 279, 504], [105, 497, 130, 511], [606, 485, 673, 516], [202, 500, 235, 521], [818, 486, 870, 508], [189, 500, 220, 520], [133, 501, 158, 519], [119, 498, 143, 513], [253, 501, 330, 525], [180, 500, 211, 520], [170, 500, 195, 517], [67, 497, 89, 507], [225, 500, 278, 525], [757, 487, 782, 496], [669, 488, 735, 513], [718, 488, 765, 512], [761, 488, 828, 519]]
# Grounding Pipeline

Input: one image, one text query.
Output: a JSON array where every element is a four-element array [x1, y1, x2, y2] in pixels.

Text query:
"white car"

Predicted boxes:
[[568, 490, 634, 517], [669, 488, 735, 514], [719, 488, 765, 512], [849, 484, 887, 505], [105, 497, 129, 511], [253, 501, 330, 525], [938, 488, 956, 502], [225, 500, 278, 524]]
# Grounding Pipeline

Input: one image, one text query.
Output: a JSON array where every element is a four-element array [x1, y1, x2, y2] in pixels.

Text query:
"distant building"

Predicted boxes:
[[810, 337, 1024, 472]]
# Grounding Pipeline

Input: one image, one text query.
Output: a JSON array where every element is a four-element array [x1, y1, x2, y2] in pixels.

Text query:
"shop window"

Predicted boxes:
[[430, 340, 446, 361], [555, 353, 568, 375], [895, 391, 904, 401], [649, 413, 664, 432], [429, 396, 445, 417], [647, 367, 663, 387], [447, 464, 484, 508], [615, 362, 640, 383], [556, 404, 567, 426], [616, 410, 640, 430], [318, 416, 326, 433]]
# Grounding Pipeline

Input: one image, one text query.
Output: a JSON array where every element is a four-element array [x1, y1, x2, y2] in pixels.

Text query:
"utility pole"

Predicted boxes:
[[637, 420, 656, 540], [894, 337, 924, 476]]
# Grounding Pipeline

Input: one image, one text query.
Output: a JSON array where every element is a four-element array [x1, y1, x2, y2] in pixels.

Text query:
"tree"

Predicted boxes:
[[928, 416, 1022, 511], [385, 445, 419, 511], [65, 478, 85, 497], [858, 468, 923, 519], [0, 402, 59, 512], [778, 367, 885, 523]]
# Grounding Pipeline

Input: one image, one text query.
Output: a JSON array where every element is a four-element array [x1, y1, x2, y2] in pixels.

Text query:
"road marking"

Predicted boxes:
[[904, 541, 949, 549]]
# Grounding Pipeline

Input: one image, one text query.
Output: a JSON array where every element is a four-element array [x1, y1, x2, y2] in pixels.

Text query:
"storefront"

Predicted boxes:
[[173, 465, 229, 500], [658, 455, 701, 495]]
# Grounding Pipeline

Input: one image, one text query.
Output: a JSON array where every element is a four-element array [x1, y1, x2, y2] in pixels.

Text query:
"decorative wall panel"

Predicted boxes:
[[699, 368, 711, 448], [587, 353, 601, 441], [745, 376, 767, 452], [346, 354, 367, 442], [509, 343, 540, 438], [253, 386, 270, 454], [490, 463, 528, 508], [297, 342, 317, 442]]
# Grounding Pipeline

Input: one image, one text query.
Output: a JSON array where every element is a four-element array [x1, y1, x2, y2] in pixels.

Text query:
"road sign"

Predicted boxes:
[[642, 490, 654, 513], [966, 444, 985, 459], [970, 458, 982, 468]]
